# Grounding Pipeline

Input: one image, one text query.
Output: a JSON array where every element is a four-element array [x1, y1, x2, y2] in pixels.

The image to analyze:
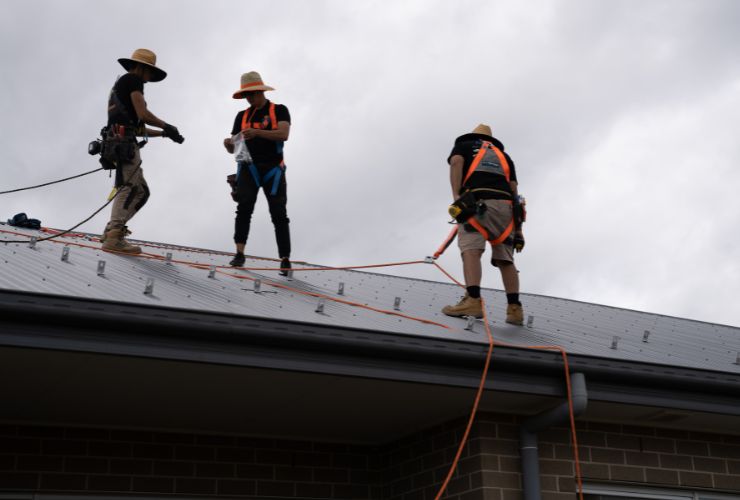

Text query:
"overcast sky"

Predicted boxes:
[[1, 0, 739, 327]]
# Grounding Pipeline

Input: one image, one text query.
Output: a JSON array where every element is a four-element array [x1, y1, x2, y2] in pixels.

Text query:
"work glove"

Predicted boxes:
[[163, 123, 185, 144], [513, 232, 525, 253]]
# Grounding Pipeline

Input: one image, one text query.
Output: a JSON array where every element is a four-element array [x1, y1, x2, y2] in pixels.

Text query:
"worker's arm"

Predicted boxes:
[[131, 91, 167, 129], [144, 128, 164, 137], [510, 180, 518, 197], [449, 155, 464, 200], [242, 121, 290, 142]]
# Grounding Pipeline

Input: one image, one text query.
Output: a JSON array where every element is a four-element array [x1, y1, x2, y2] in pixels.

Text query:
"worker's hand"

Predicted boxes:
[[241, 128, 260, 140], [163, 123, 184, 144], [223, 138, 234, 153], [513, 232, 525, 253]]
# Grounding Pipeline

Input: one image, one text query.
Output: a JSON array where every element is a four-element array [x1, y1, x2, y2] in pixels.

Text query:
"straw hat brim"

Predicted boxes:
[[118, 58, 167, 82], [232, 85, 275, 99]]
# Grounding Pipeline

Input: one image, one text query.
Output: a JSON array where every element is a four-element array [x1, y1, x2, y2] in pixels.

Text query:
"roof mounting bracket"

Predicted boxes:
[[315, 298, 326, 314], [144, 278, 155, 295]]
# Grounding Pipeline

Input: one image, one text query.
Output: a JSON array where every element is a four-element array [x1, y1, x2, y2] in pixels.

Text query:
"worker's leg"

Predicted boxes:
[[442, 228, 485, 318], [231, 174, 259, 266], [497, 261, 519, 294], [264, 174, 291, 260], [494, 259, 524, 325], [462, 249, 483, 288]]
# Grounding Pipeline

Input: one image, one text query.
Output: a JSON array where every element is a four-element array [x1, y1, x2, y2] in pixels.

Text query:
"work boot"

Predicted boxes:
[[100, 225, 130, 243], [506, 304, 524, 325], [279, 257, 291, 276], [229, 252, 246, 267], [442, 294, 483, 319], [102, 228, 141, 254]]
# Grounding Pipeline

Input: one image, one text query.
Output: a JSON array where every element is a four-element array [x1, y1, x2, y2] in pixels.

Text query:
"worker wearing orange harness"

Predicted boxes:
[[224, 72, 291, 274], [441, 124, 525, 325]]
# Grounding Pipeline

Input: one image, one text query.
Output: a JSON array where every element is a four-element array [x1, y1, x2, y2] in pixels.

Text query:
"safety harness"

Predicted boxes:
[[239, 103, 285, 196], [97, 78, 147, 176], [434, 140, 516, 259]]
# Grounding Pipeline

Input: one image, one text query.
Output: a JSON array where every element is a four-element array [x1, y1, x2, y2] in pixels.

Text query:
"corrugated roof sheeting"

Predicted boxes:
[[1, 224, 739, 374]]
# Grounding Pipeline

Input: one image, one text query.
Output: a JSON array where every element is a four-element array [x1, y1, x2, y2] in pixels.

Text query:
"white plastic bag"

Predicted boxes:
[[232, 133, 252, 163]]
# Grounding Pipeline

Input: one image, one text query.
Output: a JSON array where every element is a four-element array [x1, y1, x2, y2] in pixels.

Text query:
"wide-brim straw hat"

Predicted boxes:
[[472, 124, 493, 137], [118, 48, 167, 82], [232, 71, 275, 99]]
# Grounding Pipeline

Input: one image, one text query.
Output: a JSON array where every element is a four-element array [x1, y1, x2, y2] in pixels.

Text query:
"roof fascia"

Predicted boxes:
[[1, 290, 739, 416]]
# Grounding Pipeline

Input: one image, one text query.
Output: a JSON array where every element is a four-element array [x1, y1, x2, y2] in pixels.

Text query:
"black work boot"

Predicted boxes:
[[279, 257, 291, 276], [229, 252, 245, 267]]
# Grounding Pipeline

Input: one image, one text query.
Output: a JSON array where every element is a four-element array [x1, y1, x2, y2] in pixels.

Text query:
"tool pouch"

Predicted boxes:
[[448, 191, 484, 224], [513, 195, 527, 229], [226, 174, 238, 202], [99, 126, 136, 170]]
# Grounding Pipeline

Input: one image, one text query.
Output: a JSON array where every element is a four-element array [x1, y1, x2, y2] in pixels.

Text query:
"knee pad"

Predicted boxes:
[[134, 184, 150, 211]]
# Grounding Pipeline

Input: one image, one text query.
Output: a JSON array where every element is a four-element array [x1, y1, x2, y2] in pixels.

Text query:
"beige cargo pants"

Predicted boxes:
[[106, 145, 149, 231]]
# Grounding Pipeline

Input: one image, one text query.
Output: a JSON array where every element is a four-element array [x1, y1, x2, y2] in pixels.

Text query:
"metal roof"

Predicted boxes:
[[1, 223, 739, 375]]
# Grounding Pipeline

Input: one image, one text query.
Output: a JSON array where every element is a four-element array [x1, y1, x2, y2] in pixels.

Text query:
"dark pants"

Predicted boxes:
[[234, 165, 291, 258]]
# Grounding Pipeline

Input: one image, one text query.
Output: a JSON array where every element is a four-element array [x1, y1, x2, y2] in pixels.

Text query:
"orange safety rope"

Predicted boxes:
[[1, 226, 583, 500], [434, 292, 494, 500], [0, 228, 448, 330], [216, 267, 452, 330], [431, 261, 584, 500]]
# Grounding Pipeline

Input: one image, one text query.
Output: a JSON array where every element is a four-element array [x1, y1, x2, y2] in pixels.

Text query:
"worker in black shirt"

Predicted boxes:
[[101, 48, 184, 254], [441, 124, 525, 325], [223, 71, 291, 275]]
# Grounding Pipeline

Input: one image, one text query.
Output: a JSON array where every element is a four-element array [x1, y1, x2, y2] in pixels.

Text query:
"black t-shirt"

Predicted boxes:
[[230, 101, 291, 168], [108, 73, 144, 126], [447, 133, 518, 198]]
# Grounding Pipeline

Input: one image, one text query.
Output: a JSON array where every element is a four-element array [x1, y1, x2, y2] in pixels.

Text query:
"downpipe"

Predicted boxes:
[[520, 372, 588, 500]]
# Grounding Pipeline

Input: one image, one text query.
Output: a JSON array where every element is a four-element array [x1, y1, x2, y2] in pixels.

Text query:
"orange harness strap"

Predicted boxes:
[[434, 141, 515, 258], [241, 102, 277, 131], [464, 141, 511, 185]]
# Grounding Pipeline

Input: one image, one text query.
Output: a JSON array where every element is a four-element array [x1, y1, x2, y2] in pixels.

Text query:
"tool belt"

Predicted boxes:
[[99, 125, 137, 171], [448, 190, 485, 223]]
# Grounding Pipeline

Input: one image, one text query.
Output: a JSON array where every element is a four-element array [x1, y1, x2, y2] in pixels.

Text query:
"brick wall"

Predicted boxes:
[[381, 413, 740, 500], [381, 413, 519, 500], [0, 424, 382, 498], [2, 415, 739, 499], [561, 421, 740, 496]]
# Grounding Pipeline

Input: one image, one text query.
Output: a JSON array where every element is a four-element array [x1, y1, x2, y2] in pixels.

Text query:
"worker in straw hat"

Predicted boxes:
[[223, 71, 292, 275], [100, 48, 184, 254], [441, 124, 526, 325]]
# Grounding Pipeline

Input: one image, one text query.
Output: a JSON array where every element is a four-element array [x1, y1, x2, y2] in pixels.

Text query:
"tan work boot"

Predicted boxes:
[[442, 294, 483, 319], [100, 224, 130, 243], [506, 304, 524, 325], [102, 228, 141, 254]]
